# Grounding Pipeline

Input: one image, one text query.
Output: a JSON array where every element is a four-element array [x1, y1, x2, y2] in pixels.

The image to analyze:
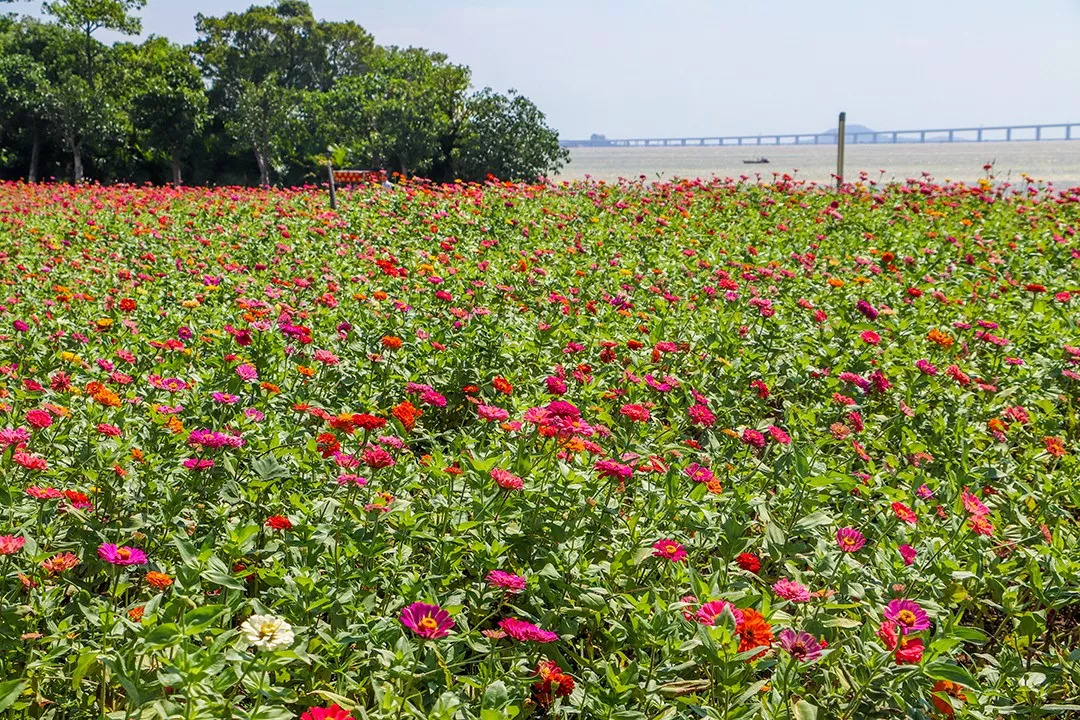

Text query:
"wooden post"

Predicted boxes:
[[836, 111, 846, 188], [327, 160, 337, 210]]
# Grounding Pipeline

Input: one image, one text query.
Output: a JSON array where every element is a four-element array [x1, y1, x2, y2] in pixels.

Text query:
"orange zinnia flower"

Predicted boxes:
[[931, 680, 966, 715], [391, 401, 422, 432], [736, 608, 774, 659], [145, 571, 173, 590]]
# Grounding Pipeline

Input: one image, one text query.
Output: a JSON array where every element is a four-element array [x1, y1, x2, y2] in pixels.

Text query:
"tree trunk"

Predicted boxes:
[[254, 146, 269, 187], [28, 125, 40, 183], [72, 143, 84, 184], [171, 152, 182, 187]]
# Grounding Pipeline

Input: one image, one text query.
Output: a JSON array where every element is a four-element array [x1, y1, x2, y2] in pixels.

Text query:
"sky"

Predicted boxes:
[[17, 0, 1080, 139]]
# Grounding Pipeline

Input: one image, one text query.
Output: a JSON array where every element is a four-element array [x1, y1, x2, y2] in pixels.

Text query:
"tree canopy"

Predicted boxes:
[[0, 0, 568, 185]]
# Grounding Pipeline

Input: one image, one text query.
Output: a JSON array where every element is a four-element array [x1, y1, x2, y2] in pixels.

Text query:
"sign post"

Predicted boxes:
[[327, 160, 337, 210], [836, 111, 846, 188]]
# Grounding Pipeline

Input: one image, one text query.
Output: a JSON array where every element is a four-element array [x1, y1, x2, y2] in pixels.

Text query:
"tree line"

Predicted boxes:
[[0, 0, 570, 186]]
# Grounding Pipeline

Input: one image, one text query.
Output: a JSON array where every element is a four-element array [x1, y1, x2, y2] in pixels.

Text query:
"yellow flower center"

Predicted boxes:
[[419, 616, 439, 631], [117, 548, 131, 560], [259, 622, 277, 637], [897, 609, 916, 625], [665, 544, 677, 555]]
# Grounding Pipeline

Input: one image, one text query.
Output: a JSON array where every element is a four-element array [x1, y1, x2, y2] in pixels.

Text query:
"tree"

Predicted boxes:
[[194, 0, 374, 95], [226, 77, 301, 186], [325, 46, 469, 178], [0, 52, 54, 181], [456, 88, 569, 182], [43, 0, 146, 89], [126, 38, 208, 185]]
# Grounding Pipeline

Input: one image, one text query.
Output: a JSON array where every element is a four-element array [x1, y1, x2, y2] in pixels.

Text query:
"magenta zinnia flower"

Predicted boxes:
[[97, 543, 147, 566], [777, 629, 823, 662], [883, 599, 930, 634], [836, 527, 866, 552], [498, 617, 558, 643], [486, 570, 527, 593], [400, 602, 454, 639], [898, 544, 917, 565], [652, 538, 687, 562]]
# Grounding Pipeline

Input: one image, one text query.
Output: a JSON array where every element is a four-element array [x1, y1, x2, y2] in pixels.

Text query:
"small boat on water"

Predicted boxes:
[[743, 157, 770, 164]]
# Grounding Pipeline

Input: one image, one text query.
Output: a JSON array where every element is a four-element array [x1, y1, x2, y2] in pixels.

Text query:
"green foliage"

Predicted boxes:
[[0, 0, 567, 185], [457, 88, 570, 182]]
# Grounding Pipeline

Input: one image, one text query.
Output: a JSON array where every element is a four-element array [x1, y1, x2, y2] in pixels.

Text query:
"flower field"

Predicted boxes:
[[0, 175, 1079, 719]]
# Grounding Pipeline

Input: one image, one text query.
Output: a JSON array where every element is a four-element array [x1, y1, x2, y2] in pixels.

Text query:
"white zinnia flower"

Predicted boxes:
[[241, 614, 294, 651]]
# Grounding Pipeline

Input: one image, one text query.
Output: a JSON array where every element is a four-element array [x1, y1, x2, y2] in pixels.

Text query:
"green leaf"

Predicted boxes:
[[252, 454, 290, 480], [792, 700, 818, 720], [952, 626, 988, 644], [183, 605, 226, 633], [793, 510, 833, 531], [310, 690, 356, 710], [0, 680, 26, 713], [72, 651, 99, 691], [924, 662, 981, 690], [482, 680, 508, 709]]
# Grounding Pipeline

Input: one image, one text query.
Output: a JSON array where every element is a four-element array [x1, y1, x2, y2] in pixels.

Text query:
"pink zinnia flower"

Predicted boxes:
[[0, 535, 26, 555], [486, 570, 527, 593], [14, 451, 47, 471], [767, 425, 791, 445], [361, 446, 395, 469], [883, 599, 930, 634], [98, 543, 147, 566], [498, 617, 558, 643], [236, 364, 258, 382], [299, 705, 353, 720], [961, 490, 989, 517], [0, 427, 30, 447], [26, 486, 62, 500], [696, 600, 744, 626], [772, 578, 812, 603], [684, 462, 715, 484], [836, 527, 866, 553], [652, 538, 687, 563], [183, 458, 215, 471], [477, 405, 509, 422], [96, 423, 122, 437], [741, 428, 766, 448], [400, 602, 454, 639], [545, 376, 566, 395], [26, 409, 53, 429], [688, 404, 715, 427], [595, 458, 633, 481], [491, 467, 524, 491], [336, 473, 368, 487]]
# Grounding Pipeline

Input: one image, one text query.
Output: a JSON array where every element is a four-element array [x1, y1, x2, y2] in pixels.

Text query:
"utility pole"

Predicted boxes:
[[836, 111, 846, 188]]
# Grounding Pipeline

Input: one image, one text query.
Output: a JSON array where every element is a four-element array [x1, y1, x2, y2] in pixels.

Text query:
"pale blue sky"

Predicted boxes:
[[16, 0, 1080, 139]]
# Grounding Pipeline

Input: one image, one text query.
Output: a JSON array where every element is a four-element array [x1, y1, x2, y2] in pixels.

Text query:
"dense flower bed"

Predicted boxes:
[[0, 175, 1078, 719]]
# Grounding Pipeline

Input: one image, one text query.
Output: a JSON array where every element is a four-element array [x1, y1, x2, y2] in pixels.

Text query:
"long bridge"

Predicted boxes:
[[560, 122, 1080, 148]]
